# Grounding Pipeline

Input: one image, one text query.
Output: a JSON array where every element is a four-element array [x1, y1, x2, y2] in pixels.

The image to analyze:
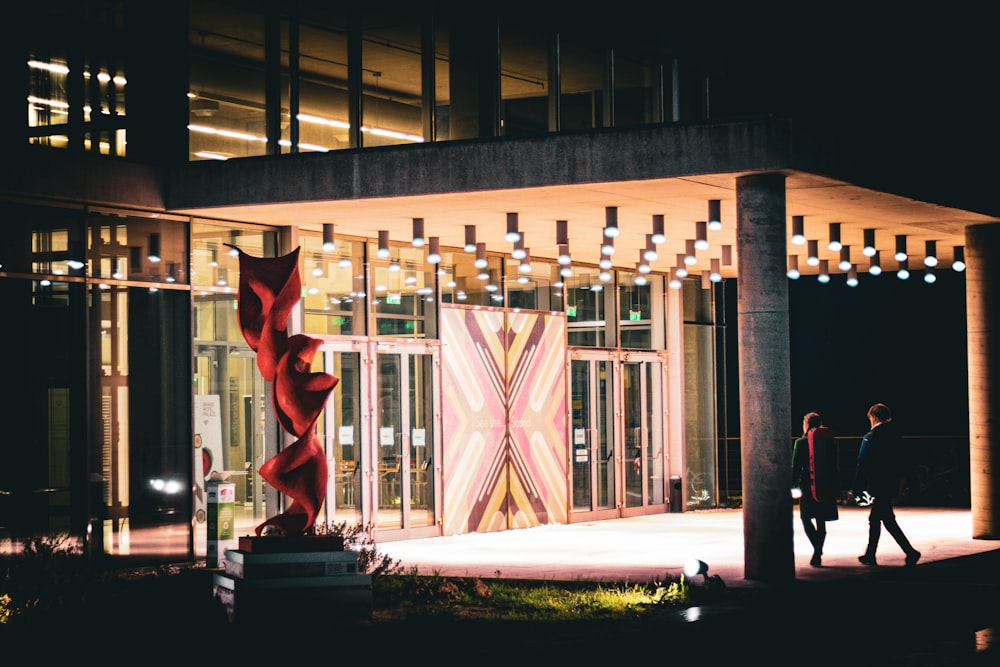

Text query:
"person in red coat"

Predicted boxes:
[[792, 412, 840, 567]]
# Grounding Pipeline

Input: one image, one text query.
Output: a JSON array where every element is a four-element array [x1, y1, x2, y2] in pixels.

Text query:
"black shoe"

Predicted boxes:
[[905, 551, 921, 567], [810, 554, 822, 567], [858, 555, 878, 567]]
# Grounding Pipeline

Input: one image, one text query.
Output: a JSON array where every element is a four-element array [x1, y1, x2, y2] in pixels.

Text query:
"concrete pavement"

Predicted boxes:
[[378, 506, 999, 588]]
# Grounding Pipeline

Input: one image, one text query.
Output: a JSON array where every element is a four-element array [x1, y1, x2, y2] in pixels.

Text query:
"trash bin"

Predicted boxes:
[[669, 475, 683, 513]]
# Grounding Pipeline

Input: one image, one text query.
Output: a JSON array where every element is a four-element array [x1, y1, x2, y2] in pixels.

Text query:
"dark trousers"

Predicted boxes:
[[865, 497, 917, 557]]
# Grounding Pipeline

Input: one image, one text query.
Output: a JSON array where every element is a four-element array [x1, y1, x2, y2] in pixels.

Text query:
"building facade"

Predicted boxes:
[[2, 1, 997, 579]]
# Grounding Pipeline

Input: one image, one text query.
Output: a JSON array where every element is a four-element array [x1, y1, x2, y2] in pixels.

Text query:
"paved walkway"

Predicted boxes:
[[379, 506, 999, 588]]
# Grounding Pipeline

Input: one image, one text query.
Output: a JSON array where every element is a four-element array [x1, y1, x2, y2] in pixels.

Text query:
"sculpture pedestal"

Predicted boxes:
[[212, 535, 372, 628]]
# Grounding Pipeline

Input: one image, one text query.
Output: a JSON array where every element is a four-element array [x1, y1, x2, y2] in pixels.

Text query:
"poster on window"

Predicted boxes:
[[193, 394, 225, 525]]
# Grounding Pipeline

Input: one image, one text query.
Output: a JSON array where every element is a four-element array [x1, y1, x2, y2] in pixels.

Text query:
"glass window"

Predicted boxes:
[[440, 248, 503, 308], [361, 11, 424, 147], [297, 3, 351, 152], [505, 257, 565, 312], [566, 267, 615, 347], [370, 243, 437, 338], [189, 1, 269, 160], [620, 272, 665, 349], [89, 212, 189, 285], [501, 23, 550, 136], [301, 233, 367, 336], [559, 29, 605, 131], [614, 55, 660, 127], [26, 4, 128, 155]]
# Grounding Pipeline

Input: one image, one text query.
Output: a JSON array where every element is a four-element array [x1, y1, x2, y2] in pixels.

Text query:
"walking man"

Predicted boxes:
[[853, 403, 921, 567]]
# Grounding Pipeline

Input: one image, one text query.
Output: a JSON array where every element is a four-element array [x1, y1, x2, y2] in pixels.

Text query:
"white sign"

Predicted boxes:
[[380, 426, 395, 446], [339, 425, 354, 445], [412, 428, 426, 447], [193, 395, 225, 526]]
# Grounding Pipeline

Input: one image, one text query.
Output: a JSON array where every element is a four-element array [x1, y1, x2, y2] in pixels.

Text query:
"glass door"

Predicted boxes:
[[318, 342, 366, 528], [622, 352, 666, 515], [569, 355, 617, 519], [569, 350, 666, 520], [373, 342, 439, 538]]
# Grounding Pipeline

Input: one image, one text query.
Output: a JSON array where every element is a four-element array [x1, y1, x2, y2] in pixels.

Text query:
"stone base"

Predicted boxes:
[[213, 545, 372, 627]]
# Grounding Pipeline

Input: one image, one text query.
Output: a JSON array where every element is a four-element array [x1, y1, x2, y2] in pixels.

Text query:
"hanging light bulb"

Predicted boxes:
[[506, 212, 521, 242], [474, 242, 488, 269], [643, 234, 658, 261], [651, 214, 666, 244], [411, 218, 425, 248], [323, 223, 336, 252], [897, 257, 910, 280], [817, 259, 830, 284], [806, 239, 820, 266], [377, 230, 390, 258], [839, 245, 852, 272], [694, 221, 709, 250], [427, 237, 441, 264], [512, 235, 526, 260], [952, 246, 966, 272], [869, 250, 882, 276], [722, 245, 733, 266], [557, 243, 571, 265], [847, 265, 859, 287], [684, 239, 697, 265], [464, 225, 477, 252], [791, 215, 806, 245], [601, 233, 615, 256], [786, 255, 800, 280], [710, 258, 722, 282], [924, 267, 937, 284], [828, 222, 842, 252], [707, 200, 722, 232], [895, 234, 908, 262], [556, 219, 569, 246], [604, 206, 620, 238], [924, 240, 938, 267], [675, 254, 689, 278], [862, 228, 876, 257]]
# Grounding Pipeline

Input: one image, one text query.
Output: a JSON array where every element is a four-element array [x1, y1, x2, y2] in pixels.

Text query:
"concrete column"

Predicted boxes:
[[966, 222, 1000, 539], [736, 173, 795, 581]]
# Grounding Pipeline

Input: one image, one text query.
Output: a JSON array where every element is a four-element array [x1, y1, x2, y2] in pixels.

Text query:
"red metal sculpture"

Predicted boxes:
[[229, 245, 338, 536]]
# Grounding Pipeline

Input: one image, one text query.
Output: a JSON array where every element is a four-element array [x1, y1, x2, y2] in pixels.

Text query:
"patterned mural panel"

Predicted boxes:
[[506, 311, 568, 527], [440, 306, 568, 536]]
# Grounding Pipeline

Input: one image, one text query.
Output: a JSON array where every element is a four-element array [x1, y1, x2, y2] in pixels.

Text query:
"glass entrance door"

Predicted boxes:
[[622, 353, 666, 513], [570, 351, 666, 519], [373, 342, 439, 537], [570, 356, 617, 518], [318, 342, 365, 528]]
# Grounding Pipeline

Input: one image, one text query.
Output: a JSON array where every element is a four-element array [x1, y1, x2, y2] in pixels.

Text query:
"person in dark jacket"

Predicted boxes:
[[852, 403, 921, 567], [792, 412, 839, 567]]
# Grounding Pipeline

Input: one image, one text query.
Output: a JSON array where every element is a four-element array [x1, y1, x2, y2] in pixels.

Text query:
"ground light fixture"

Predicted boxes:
[[684, 558, 726, 592]]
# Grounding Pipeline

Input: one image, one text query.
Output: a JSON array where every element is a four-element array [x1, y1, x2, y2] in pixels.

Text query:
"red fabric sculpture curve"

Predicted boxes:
[[230, 245, 338, 536]]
